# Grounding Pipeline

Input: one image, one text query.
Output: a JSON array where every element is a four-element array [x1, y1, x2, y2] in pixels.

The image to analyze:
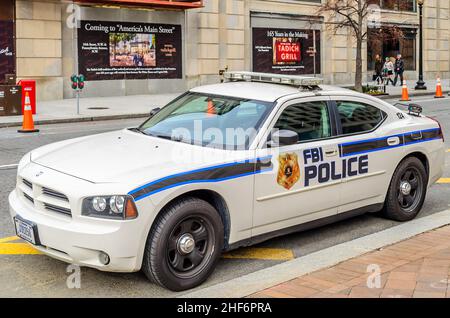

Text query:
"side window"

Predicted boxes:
[[336, 101, 386, 135], [274, 101, 331, 142]]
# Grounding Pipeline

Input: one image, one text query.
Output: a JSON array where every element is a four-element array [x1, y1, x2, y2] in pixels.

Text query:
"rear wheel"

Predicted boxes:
[[142, 197, 224, 291], [382, 157, 427, 221]]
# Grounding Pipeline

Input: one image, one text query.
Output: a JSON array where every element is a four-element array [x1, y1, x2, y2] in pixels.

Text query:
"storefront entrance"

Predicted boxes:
[[367, 26, 417, 71]]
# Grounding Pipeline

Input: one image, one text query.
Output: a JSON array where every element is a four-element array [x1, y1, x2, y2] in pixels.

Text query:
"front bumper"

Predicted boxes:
[[9, 189, 145, 272]]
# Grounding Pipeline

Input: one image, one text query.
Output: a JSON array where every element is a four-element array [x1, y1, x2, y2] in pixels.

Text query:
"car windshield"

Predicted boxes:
[[138, 92, 274, 150]]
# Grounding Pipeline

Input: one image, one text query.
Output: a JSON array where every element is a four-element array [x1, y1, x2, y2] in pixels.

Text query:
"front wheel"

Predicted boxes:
[[142, 197, 224, 291], [382, 157, 428, 221]]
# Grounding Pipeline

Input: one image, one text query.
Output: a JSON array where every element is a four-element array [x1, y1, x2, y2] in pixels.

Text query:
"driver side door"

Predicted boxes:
[[252, 97, 341, 236]]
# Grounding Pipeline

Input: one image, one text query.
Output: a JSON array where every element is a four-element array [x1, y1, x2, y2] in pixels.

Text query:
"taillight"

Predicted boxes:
[[428, 116, 444, 142]]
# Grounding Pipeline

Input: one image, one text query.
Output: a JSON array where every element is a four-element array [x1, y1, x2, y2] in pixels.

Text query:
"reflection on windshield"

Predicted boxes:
[[138, 93, 274, 150]]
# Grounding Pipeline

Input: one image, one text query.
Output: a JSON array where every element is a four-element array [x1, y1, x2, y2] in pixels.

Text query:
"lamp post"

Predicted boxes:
[[415, 0, 427, 90]]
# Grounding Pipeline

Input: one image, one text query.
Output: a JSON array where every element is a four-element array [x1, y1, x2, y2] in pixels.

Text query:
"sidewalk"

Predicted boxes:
[[0, 79, 448, 128], [250, 225, 450, 298], [379, 79, 450, 99], [0, 93, 179, 128]]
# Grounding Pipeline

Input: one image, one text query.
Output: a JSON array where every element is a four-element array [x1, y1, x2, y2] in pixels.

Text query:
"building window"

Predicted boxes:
[[368, 0, 416, 12], [367, 27, 416, 71]]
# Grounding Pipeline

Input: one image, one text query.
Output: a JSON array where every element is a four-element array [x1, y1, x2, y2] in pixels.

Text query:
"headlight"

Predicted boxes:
[[82, 195, 138, 220]]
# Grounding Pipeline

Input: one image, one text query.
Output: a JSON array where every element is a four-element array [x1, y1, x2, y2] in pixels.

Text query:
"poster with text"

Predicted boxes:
[[0, 21, 15, 84], [78, 21, 182, 81], [252, 28, 321, 75]]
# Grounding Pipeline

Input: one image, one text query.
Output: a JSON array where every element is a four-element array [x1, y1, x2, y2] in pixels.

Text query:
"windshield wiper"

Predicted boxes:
[[128, 127, 145, 134], [129, 128, 187, 143]]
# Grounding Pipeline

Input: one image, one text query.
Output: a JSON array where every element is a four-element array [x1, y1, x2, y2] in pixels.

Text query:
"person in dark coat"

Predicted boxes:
[[394, 54, 405, 86], [374, 54, 383, 84]]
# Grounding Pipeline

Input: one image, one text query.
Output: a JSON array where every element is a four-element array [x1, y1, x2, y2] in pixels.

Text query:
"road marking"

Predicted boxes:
[[0, 235, 293, 259], [0, 236, 42, 255], [437, 178, 450, 184], [0, 236, 19, 243], [222, 247, 294, 261], [0, 164, 18, 170]]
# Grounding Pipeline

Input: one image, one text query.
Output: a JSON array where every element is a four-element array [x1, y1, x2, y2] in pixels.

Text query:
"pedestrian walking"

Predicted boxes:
[[383, 57, 395, 86], [374, 54, 383, 85], [394, 53, 405, 86]]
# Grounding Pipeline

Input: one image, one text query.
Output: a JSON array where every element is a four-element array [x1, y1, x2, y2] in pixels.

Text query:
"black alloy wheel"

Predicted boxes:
[[166, 216, 214, 279], [382, 156, 427, 222], [142, 197, 224, 291]]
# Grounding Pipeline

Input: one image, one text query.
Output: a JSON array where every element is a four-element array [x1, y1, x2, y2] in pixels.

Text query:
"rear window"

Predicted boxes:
[[337, 101, 386, 135]]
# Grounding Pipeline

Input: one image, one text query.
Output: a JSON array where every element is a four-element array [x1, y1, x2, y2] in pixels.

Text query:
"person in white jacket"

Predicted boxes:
[[383, 57, 395, 86]]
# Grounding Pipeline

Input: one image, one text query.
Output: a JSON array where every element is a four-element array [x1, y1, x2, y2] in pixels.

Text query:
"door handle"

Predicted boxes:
[[410, 132, 423, 140], [325, 149, 338, 157], [387, 137, 400, 146]]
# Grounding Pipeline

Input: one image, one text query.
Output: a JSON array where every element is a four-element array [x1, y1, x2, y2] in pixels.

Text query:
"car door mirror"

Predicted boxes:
[[149, 107, 161, 117], [268, 130, 299, 147]]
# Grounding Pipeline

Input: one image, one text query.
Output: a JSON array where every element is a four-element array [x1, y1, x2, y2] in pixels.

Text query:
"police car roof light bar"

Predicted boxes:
[[224, 71, 323, 88]]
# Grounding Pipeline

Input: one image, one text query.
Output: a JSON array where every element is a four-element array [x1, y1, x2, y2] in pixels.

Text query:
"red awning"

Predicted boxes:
[[75, 0, 203, 9]]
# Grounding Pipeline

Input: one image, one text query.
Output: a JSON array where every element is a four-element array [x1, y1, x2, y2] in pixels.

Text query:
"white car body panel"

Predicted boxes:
[[9, 81, 445, 273]]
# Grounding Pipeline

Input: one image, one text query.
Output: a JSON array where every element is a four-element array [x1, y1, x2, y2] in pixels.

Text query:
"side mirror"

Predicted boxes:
[[149, 107, 161, 117], [268, 130, 299, 147]]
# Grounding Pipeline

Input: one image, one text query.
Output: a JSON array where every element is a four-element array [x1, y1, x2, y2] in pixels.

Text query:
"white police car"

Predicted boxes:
[[9, 72, 445, 291]]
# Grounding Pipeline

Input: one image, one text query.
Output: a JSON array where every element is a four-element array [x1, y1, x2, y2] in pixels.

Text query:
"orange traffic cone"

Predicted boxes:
[[400, 80, 411, 101], [18, 92, 39, 133], [435, 77, 444, 98], [207, 99, 215, 117]]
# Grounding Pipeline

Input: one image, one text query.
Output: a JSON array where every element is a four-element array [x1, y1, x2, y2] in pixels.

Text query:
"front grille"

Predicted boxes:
[[18, 176, 72, 217], [42, 187, 69, 202], [43, 203, 72, 216], [23, 192, 34, 203], [23, 179, 33, 189]]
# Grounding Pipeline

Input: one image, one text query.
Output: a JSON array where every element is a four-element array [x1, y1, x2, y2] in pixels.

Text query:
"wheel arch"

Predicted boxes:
[[403, 151, 430, 179], [149, 189, 232, 250]]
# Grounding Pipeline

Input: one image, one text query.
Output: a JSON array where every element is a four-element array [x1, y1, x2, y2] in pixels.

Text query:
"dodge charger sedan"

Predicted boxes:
[[10, 72, 445, 291]]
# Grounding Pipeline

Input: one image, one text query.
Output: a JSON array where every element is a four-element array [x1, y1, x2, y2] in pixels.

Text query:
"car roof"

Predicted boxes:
[[189, 81, 354, 102]]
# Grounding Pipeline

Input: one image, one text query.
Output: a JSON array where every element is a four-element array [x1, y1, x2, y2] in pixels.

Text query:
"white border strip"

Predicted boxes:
[[182, 209, 450, 298], [0, 164, 18, 170]]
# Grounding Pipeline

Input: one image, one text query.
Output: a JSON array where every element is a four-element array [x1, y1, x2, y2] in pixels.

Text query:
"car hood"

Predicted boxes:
[[31, 129, 250, 185]]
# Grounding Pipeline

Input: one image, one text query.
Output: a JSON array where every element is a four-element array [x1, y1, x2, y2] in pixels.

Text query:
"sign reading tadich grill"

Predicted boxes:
[[78, 21, 182, 80], [252, 28, 321, 75]]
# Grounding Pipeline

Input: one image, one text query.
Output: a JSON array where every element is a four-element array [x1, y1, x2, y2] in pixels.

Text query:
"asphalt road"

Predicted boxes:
[[0, 95, 449, 297]]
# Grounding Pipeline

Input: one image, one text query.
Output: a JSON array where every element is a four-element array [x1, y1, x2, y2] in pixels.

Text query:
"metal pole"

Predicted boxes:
[[76, 89, 80, 115], [415, 3, 427, 90]]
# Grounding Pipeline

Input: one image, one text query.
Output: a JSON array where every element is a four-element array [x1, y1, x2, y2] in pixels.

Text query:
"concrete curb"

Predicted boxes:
[[182, 209, 450, 298], [0, 113, 149, 129]]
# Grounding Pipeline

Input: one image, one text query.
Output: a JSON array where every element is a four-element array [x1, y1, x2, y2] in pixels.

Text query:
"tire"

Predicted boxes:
[[142, 197, 224, 291], [382, 157, 428, 221]]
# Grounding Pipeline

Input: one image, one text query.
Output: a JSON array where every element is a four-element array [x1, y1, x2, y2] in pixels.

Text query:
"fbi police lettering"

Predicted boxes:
[[303, 147, 369, 186]]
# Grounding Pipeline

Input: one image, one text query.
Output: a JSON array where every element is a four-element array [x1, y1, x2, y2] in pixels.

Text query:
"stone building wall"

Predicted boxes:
[[12, 0, 450, 101]]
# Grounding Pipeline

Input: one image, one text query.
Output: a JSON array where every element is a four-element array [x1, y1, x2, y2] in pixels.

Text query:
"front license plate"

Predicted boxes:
[[14, 217, 37, 245]]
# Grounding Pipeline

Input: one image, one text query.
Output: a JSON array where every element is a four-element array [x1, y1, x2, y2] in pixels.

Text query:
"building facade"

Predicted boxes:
[[2, 0, 449, 101]]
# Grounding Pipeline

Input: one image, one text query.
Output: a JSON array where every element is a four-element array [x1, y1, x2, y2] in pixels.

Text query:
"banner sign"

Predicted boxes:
[[0, 21, 14, 83], [78, 20, 182, 81], [252, 28, 321, 75]]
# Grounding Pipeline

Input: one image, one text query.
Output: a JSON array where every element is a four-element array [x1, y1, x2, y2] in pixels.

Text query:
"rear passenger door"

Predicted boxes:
[[331, 97, 391, 214]]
